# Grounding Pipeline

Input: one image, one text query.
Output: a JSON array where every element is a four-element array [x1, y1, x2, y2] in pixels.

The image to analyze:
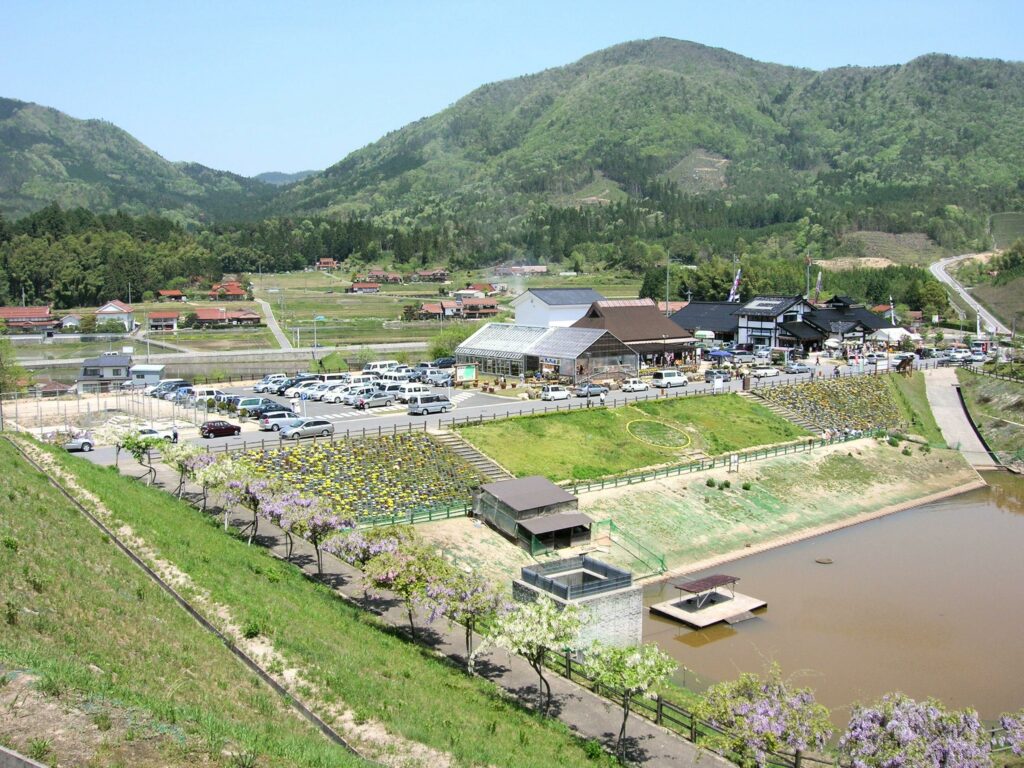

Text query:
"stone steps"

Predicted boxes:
[[432, 431, 514, 483], [740, 391, 823, 436]]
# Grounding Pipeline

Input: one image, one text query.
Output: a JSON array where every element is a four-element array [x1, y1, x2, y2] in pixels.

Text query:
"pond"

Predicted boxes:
[[643, 472, 1024, 721]]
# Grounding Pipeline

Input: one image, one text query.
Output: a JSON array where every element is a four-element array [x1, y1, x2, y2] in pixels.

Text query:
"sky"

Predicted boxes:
[[4, 0, 1022, 177]]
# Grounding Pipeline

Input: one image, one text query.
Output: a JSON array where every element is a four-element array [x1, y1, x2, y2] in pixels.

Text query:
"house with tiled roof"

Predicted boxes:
[[416, 300, 461, 320], [460, 297, 499, 319], [412, 268, 449, 282], [573, 299, 696, 362], [0, 305, 56, 332], [317, 257, 339, 271], [191, 307, 261, 326], [348, 282, 381, 294], [148, 311, 180, 331], [510, 288, 606, 328], [208, 282, 247, 300], [77, 353, 132, 392], [367, 269, 403, 283], [734, 296, 816, 348], [95, 300, 135, 331], [158, 289, 186, 302]]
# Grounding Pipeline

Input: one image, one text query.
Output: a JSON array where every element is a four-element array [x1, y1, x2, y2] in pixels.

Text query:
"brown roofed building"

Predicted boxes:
[[348, 282, 381, 294], [367, 269, 403, 283], [572, 299, 696, 362], [148, 311, 180, 331], [158, 289, 186, 301], [317, 257, 339, 270], [460, 297, 499, 319], [0, 305, 55, 331], [208, 281, 247, 300]]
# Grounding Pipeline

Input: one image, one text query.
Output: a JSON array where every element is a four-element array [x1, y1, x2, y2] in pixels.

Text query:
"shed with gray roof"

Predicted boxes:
[[510, 287, 606, 327]]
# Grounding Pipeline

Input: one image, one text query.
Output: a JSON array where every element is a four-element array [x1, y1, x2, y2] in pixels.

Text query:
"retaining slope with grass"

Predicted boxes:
[[457, 393, 807, 481], [0, 439, 368, 768], [23, 440, 618, 768]]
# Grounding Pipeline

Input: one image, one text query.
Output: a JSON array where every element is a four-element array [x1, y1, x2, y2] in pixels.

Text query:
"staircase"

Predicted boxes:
[[432, 430, 514, 483], [740, 391, 824, 437]]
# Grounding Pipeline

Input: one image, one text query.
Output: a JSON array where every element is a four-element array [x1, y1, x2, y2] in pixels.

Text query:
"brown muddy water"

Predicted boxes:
[[642, 472, 1024, 721]]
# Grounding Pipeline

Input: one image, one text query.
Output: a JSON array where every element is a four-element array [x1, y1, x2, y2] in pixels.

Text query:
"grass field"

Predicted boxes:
[[0, 439, 367, 767], [579, 438, 977, 572], [885, 373, 946, 446], [956, 369, 1024, 458], [970, 277, 1024, 328], [156, 327, 279, 351], [32, 440, 615, 768], [12, 339, 136, 360], [457, 393, 808, 481], [990, 212, 1024, 249]]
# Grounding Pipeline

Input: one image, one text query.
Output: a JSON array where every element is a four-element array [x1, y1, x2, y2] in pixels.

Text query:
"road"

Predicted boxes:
[[929, 253, 1010, 335], [254, 297, 293, 350]]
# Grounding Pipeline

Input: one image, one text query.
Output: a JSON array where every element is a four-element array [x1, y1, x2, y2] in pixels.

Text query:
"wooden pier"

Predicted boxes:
[[649, 573, 766, 629]]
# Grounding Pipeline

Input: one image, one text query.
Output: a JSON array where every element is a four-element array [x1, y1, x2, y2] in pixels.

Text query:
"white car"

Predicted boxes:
[[751, 366, 780, 378], [539, 385, 570, 401], [620, 378, 649, 392], [137, 427, 176, 441]]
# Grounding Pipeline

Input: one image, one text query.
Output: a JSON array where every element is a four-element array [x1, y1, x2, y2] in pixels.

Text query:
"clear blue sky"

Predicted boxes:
[[3, 0, 1021, 176]]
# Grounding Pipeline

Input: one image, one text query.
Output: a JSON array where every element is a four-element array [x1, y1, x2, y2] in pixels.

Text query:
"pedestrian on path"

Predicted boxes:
[[172, 426, 178, 444], [599, 391, 606, 407]]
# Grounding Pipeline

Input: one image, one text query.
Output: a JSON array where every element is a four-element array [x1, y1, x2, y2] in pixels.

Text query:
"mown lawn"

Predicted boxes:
[[457, 393, 807, 481], [0, 438, 366, 768], [37, 440, 615, 768], [885, 372, 946, 445]]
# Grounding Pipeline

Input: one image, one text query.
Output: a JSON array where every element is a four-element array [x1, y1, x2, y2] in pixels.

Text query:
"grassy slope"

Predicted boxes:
[[970, 276, 1024, 327], [885, 372, 946, 445], [956, 369, 1024, 457], [457, 393, 807, 481], [0, 439, 365, 767], [36, 441, 614, 768]]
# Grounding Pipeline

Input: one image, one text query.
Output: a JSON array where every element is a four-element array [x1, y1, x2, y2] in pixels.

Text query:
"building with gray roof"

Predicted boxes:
[[510, 287, 606, 327]]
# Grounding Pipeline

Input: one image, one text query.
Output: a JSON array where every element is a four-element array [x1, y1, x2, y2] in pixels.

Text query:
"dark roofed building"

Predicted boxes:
[[735, 295, 815, 348], [77, 354, 133, 393], [573, 299, 696, 363], [474, 476, 592, 552], [669, 301, 741, 341]]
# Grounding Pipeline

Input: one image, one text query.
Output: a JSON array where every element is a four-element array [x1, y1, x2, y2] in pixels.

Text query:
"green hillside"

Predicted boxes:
[[276, 39, 1024, 233], [0, 98, 279, 224]]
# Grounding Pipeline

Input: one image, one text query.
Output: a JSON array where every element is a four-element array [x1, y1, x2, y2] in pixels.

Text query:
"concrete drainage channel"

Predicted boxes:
[[2, 436, 368, 763]]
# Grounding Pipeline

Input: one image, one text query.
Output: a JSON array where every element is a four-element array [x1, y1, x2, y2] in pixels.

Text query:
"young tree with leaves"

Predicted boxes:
[[191, 454, 231, 514], [839, 694, 990, 768], [475, 595, 584, 716], [424, 569, 504, 673], [118, 432, 166, 485], [585, 642, 677, 763], [363, 539, 452, 639], [160, 442, 206, 497], [305, 511, 352, 576], [695, 664, 833, 768]]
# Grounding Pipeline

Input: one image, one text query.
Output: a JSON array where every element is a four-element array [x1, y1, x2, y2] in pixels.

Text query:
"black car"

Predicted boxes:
[[273, 375, 316, 396], [244, 402, 288, 418], [200, 420, 241, 438], [433, 357, 455, 369]]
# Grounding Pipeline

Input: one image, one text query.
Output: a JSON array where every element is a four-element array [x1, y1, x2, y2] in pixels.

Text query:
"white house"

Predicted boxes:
[[510, 288, 605, 328], [95, 300, 135, 331], [77, 353, 133, 392], [734, 296, 816, 348]]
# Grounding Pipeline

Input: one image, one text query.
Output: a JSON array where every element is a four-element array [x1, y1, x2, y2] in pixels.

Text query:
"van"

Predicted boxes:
[[407, 393, 451, 415], [192, 387, 225, 404], [315, 372, 350, 383], [347, 373, 379, 387], [148, 378, 186, 397], [396, 383, 431, 403], [375, 381, 405, 399], [651, 370, 688, 388], [378, 371, 411, 385], [363, 360, 400, 374]]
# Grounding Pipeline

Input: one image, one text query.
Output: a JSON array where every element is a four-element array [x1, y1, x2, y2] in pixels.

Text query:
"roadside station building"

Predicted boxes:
[[455, 323, 637, 381], [572, 298, 697, 366]]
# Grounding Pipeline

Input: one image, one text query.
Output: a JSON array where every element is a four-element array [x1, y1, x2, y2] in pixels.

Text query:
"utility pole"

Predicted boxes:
[[665, 258, 671, 316]]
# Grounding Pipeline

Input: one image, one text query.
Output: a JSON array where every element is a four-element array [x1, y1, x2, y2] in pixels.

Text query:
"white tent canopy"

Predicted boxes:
[[868, 327, 921, 343]]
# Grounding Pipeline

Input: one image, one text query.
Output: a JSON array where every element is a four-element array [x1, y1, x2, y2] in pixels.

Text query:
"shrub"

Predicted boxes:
[[902, 446, 912, 456], [718, 480, 731, 489], [742, 481, 752, 491], [887, 436, 900, 447], [706, 477, 716, 487]]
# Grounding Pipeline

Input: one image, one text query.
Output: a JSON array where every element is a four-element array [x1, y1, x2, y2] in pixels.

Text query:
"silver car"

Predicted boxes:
[[64, 433, 95, 452], [280, 418, 335, 440]]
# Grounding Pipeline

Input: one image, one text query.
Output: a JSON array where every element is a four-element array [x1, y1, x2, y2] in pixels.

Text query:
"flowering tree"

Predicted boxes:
[[305, 511, 353, 576], [119, 432, 166, 485], [585, 642, 677, 763], [1002, 709, 1024, 756], [475, 595, 583, 716], [161, 442, 206, 497], [839, 694, 989, 768], [363, 539, 452, 639], [192, 454, 233, 515], [260, 491, 315, 560], [423, 568, 504, 673], [221, 471, 278, 544], [695, 665, 832, 768]]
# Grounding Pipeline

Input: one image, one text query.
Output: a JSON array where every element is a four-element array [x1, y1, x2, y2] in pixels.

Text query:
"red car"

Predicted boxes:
[[200, 420, 241, 438]]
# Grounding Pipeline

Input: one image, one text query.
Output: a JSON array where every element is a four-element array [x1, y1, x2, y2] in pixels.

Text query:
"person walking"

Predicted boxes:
[[599, 391, 606, 407], [171, 426, 179, 444]]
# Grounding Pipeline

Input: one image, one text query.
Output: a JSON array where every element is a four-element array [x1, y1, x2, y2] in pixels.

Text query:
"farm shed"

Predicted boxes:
[[474, 476, 593, 552]]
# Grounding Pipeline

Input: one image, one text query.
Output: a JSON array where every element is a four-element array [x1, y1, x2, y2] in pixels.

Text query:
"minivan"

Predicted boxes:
[[651, 370, 688, 388], [315, 372, 350, 384], [396, 383, 431, 403], [363, 360, 400, 374], [378, 371, 412, 385], [375, 381, 405, 399], [407, 393, 452, 415], [347, 373, 380, 387], [192, 387, 226, 404]]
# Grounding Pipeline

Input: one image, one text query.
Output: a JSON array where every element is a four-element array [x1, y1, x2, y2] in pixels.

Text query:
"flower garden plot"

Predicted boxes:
[[239, 434, 484, 521], [759, 376, 903, 433]]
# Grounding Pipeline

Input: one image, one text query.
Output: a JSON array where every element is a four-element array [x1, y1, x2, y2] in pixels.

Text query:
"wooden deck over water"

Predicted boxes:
[[649, 591, 767, 629]]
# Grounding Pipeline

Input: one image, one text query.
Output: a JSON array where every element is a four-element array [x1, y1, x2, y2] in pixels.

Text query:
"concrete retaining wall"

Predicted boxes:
[[512, 580, 643, 648], [0, 746, 48, 768]]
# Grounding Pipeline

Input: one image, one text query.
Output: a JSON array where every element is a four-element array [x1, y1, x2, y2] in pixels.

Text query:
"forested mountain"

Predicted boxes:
[[0, 98, 280, 224], [277, 38, 1024, 241]]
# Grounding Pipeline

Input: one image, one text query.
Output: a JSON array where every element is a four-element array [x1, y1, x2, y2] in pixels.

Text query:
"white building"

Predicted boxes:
[[735, 296, 815, 348], [127, 363, 166, 389], [510, 288, 605, 328], [95, 300, 135, 331]]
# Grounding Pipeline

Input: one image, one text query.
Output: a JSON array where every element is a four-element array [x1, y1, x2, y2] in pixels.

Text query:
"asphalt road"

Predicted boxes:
[[929, 253, 1010, 335]]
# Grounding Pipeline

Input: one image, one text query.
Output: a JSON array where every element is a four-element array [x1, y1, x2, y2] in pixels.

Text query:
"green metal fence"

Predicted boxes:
[[591, 519, 666, 577]]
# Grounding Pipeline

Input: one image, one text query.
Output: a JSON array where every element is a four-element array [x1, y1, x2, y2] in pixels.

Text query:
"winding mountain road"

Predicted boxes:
[[928, 253, 1010, 335]]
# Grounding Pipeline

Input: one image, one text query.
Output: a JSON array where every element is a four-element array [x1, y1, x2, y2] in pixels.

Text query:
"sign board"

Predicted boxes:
[[455, 364, 477, 383], [729, 454, 740, 473]]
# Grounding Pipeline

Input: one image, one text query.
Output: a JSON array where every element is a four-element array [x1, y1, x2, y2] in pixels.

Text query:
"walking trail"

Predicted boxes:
[[924, 367, 997, 469], [255, 297, 293, 350], [94, 453, 727, 768]]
